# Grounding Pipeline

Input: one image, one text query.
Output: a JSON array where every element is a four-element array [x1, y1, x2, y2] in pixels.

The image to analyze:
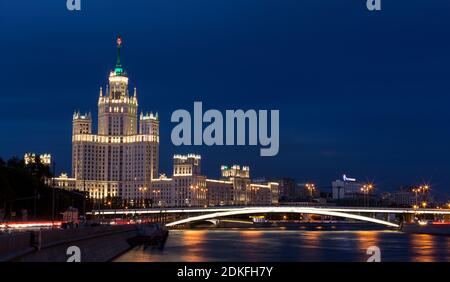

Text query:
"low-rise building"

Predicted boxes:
[[389, 190, 416, 207], [52, 173, 76, 190]]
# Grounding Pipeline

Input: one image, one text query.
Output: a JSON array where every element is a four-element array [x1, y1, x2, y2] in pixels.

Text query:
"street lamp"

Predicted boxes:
[[144, 187, 148, 208], [412, 185, 430, 207], [360, 184, 374, 207], [305, 183, 315, 204], [412, 187, 420, 207], [139, 187, 147, 208], [421, 185, 430, 203]]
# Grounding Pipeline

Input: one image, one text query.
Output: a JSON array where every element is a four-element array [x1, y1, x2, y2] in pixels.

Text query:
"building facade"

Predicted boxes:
[[221, 165, 250, 205], [277, 177, 297, 201], [24, 153, 52, 166], [53, 173, 76, 190], [151, 155, 207, 207], [332, 175, 365, 200], [68, 37, 159, 201], [388, 190, 416, 207], [206, 179, 233, 206], [150, 158, 278, 207], [220, 165, 279, 206]]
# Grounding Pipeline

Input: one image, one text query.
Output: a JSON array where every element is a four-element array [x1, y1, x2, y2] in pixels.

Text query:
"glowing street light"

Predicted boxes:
[[139, 187, 148, 208], [412, 187, 420, 206], [360, 183, 374, 207], [412, 185, 430, 207], [305, 183, 315, 203], [360, 184, 374, 193]]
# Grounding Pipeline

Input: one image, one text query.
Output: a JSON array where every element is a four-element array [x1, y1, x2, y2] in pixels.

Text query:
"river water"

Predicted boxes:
[[115, 229, 450, 262]]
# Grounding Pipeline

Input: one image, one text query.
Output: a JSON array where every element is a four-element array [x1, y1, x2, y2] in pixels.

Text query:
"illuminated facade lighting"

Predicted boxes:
[[55, 37, 159, 201]]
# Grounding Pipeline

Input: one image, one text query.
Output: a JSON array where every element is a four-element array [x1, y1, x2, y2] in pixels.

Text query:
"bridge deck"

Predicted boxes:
[[89, 206, 450, 215]]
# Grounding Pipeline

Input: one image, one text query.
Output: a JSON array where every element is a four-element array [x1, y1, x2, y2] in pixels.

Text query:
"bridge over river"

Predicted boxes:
[[89, 206, 450, 228]]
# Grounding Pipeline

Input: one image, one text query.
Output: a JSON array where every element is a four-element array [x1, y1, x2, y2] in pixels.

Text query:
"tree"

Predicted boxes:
[[0, 156, 85, 220]]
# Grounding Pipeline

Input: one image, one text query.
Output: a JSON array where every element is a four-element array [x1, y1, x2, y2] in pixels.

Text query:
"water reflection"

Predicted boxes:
[[355, 231, 380, 261], [410, 234, 436, 262], [356, 231, 379, 251], [114, 229, 449, 262], [240, 230, 263, 242], [179, 230, 207, 262]]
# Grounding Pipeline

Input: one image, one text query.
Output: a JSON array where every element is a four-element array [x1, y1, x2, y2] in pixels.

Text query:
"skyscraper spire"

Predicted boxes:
[[115, 36, 123, 75]]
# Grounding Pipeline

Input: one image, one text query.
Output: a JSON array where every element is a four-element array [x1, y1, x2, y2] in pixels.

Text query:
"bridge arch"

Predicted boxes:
[[165, 207, 400, 228]]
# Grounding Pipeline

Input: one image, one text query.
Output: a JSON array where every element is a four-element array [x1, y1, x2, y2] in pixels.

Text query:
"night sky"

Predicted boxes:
[[1, 0, 450, 197]]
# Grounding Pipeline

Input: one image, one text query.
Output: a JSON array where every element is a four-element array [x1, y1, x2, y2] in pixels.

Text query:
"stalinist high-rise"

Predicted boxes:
[[71, 37, 159, 201]]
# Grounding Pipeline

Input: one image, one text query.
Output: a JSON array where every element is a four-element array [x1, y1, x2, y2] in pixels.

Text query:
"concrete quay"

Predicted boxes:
[[0, 224, 166, 262]]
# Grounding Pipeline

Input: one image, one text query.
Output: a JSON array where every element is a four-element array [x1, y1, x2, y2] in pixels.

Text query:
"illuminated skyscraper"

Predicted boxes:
[[56, 37, 276, 207], [70, 37, 159, 201]]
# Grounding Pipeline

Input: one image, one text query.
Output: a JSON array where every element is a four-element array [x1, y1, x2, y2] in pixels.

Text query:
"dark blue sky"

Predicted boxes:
[[1, 0, 450, 197]]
